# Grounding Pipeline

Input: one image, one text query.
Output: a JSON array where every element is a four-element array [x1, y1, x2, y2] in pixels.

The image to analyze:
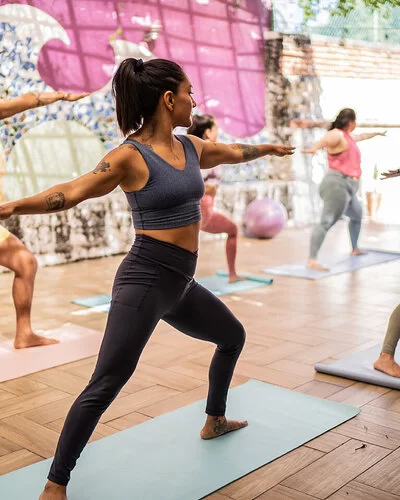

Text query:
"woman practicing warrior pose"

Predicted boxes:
[[0, 58, 294, 499], [188, 113, 243, 282], [0, 89, 88, 348], [303, 108, 385, 271]]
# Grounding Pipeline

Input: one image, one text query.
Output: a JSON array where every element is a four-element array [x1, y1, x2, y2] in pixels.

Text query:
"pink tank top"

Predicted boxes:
[[327, 131, 361, 178]]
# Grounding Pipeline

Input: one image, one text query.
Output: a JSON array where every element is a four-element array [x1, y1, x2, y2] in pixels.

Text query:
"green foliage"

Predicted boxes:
[[300, 0, 399, 19], [301, 0, 400, 43]]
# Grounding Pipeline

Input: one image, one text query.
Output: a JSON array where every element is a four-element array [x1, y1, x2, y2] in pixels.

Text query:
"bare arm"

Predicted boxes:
[[0, 91, 90, 120], [381, 168, 400, 180], [302, 129, 342, 155], [187, 135, 295, 170], [0, 150, 128, 220], [352, 131, 386, 143]]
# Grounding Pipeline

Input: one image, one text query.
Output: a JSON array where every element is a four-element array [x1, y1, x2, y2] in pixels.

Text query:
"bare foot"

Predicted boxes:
[[374, 353, 400, 377], [200, 415, 248, 440], [39, 481, 67, 500], [351, 248, 367, 256], [307, 259, 329, 272], [228, 275, 246, 284], [14, 332, 59, 349]]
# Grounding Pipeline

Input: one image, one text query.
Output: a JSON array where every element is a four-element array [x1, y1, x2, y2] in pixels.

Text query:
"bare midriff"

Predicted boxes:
[[135, 220, 201, 253]]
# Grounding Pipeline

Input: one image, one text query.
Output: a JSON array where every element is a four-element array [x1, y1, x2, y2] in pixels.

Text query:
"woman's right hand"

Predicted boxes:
[[270, 145, 296, 157]]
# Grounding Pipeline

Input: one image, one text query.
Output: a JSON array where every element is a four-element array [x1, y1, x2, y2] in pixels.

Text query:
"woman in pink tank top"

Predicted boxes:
[[303, 108, 385, 271]]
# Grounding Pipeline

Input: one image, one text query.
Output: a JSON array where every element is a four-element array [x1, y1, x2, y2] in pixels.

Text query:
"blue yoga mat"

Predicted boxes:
[[0, 380, 359, 500], [263, 249, 400, 280], [315, 344, 400, 390]]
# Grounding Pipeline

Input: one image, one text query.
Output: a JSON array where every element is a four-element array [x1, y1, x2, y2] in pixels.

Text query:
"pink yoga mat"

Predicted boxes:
[[0, 323, 103, 382]]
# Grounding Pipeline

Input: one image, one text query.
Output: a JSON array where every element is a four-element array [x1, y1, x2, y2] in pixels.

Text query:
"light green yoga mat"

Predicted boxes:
[[197, 271, 273, 296], [0, 380, 358, 500], [71, 273, 273, 312]]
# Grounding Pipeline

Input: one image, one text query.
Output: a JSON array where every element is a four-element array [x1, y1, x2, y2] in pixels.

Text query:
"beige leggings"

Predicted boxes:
[[382, 304, 400, 356]]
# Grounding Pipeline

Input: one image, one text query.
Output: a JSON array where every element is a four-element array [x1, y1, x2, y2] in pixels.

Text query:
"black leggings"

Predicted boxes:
[[48, 234, 246, 486]]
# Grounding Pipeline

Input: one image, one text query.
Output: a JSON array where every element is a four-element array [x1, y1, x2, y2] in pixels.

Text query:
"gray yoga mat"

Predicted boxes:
[[263, 249, 400, 280], [315, 344, 400, 390], [0, 380, 359, 500]]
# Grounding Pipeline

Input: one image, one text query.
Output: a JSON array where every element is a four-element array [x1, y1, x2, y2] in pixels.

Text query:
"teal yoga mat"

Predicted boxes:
[[216, 270, 274, 285], [72, 273, 273, 311], [72, 294, 111, 308], [197, 272, 273, 296], [263, 249, 400, 280], [0, 380, 359, 500]]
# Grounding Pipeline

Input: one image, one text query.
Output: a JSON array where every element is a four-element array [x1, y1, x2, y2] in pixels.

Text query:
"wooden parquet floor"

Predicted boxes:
[[1, 220, 400, 499]]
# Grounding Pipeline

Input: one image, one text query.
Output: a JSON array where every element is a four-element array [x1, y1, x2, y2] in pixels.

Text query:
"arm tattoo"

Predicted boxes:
[[231, 144, 261, 161], [32, 92, 44, 107], [93, 160, 111, 174], [46, 192, 65, 211]]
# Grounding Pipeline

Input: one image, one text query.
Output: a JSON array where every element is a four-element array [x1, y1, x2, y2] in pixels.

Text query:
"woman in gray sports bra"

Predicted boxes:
[[0, 57, 294, 499]]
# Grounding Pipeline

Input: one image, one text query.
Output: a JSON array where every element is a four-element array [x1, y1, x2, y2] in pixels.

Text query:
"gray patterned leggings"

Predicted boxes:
[[310, 169, 362, 259]]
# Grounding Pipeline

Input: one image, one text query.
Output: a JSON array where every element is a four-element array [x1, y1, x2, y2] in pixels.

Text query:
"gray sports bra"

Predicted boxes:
[[123, 135, 205, 230]]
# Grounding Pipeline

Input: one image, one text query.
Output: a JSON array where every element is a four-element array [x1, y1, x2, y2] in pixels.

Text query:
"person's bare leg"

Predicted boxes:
[[200, 415, 248, 439], [226, 229, 245, 283], [202, 211, 244, 282], [39, 481, 67, 500], [0, 235, 58, 348]]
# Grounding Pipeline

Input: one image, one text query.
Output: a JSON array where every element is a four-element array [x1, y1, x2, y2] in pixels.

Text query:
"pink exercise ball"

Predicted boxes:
[[244, 198, 287, 239]]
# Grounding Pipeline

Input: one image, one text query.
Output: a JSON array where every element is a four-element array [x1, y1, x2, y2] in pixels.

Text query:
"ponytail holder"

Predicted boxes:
[[133, 58, 144, 72]]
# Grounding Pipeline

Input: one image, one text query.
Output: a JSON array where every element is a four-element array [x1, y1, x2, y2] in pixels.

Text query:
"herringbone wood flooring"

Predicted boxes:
[[1, 220, 400, 499]]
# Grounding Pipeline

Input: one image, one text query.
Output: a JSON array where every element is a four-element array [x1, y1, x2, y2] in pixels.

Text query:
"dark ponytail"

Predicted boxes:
[[187, 114, 216, 139], [112, 58, 186, 135], [330, 108, 356, 131]]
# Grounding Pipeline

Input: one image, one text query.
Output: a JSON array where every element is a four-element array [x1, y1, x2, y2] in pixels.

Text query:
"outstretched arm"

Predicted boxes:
[[188, 135, 295, 170], [381, 168, 400, 180], [0, 150, 128, 220], [352, 131, 386, 143], [302, 129, 342, 155], [0, 91, 90, 120]]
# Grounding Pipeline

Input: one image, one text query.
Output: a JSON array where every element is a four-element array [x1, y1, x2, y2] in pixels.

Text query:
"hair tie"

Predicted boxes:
[[133, 58, 144, 72]]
